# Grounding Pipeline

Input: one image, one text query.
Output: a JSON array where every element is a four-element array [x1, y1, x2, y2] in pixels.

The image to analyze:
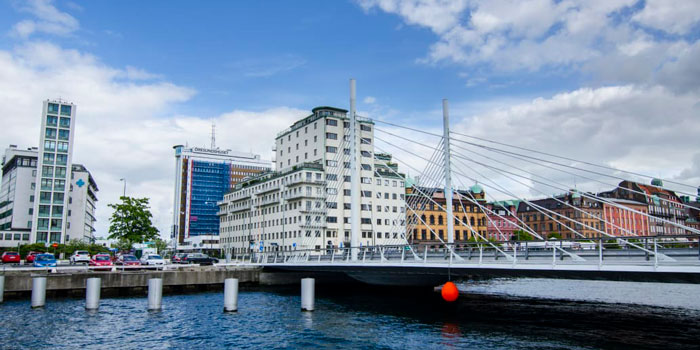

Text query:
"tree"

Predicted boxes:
[[108, 196, 159, 246], [510, 229, 534, 241], [154, 238, 169, 254], [547, 232, 563, 240]]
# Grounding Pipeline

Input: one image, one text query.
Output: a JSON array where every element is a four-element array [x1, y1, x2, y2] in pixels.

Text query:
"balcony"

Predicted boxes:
[[287, 192, 326, 201]]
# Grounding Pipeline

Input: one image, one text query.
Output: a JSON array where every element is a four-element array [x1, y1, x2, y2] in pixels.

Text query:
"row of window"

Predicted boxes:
[[44, 140, 70, 153], [46, 115, 71, 128]]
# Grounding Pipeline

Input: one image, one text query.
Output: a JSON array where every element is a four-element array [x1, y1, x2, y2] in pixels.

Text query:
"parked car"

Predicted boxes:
[[171, 253, 187, 264], [70, 250, 91, 265], [33, 253, 57, 267], [25, 251, 41, 263], [116, 254, 141, 267], [182, 253, 218, 266], [1, 251, 21, 264], [89, 254, 113, 269], [140, 254, 166, 266]]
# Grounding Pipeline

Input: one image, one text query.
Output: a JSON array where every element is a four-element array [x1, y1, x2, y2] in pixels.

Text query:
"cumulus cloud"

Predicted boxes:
[[10, 0, 79, 38], [0, 40, 305, 238], [359, 0, 700, 91]]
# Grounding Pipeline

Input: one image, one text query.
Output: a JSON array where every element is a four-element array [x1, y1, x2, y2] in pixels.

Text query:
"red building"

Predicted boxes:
[[486, 200, 521, 241], [601, 198, 650, 236]]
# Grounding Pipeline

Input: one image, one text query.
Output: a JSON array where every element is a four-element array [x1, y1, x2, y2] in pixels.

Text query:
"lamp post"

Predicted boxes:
[[119, 178, 126, 197]]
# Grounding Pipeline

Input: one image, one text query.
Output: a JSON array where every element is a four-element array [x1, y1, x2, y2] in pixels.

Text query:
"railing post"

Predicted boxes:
[[645, 238, 650, 261], [552, 243, 556, 267], [479, 244, 483, 265], [654, 238, 658, 269], [423, 246, 428, 264], [401, 247, 405, 263], [560, 241, 564, 261], [525, 241, 529, 260], [513, 242, 517, 267], [331, 250, 335, 263]]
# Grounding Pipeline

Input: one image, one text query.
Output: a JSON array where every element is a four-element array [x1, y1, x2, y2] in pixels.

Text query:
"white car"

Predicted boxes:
[[140, 254, 166, 265], [70, 250, 91, 264]]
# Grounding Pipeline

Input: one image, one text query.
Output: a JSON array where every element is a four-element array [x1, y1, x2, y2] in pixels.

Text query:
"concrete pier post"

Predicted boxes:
[[31, 276, 47, 308], [223, 278, 238, 312], [301, 278, 315, 311], [85, 277, 101, 310], [0, 275, 4, 303], [148, 278, 163, 311]]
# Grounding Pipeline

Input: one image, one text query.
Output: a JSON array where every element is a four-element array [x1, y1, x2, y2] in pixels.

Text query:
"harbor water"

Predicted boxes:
[[1, 279, 699, 349]]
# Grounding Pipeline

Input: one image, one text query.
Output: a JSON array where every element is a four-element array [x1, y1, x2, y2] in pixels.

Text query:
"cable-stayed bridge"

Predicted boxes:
[[222, 79, 700, 286]]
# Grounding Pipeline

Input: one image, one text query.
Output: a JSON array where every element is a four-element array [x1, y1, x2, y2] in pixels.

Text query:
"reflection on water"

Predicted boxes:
[[0, 282, 698, 350]]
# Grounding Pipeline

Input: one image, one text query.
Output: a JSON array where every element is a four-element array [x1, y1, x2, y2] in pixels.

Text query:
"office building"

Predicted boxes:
[[172, 145, 270, 251], [0, 144, 99, 247], [30, 100, 77, 244], [219, 106, 406, 256]]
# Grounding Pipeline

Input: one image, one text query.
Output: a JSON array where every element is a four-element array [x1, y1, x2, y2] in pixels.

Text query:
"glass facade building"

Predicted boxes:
[[172, 146, 270, 250]]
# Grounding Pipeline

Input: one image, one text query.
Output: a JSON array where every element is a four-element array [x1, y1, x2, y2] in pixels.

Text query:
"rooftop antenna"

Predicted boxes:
[[211, 121, 216, 149]]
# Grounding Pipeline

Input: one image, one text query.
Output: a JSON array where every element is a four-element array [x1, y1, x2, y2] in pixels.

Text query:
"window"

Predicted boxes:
[[60, 105, 71, 115], [43, 153, 54, 164], [326, 216, 338, 223], [326, 174, 337, 181], [44, 140, 56, 151], [326, 160, 337, 167], [41, 178, 52, 190], [361, 164, 371, 171], [326, 146, 337, 153], [59, 117, 70, 128], [326, 132, 338, 140], [55, 167, 66, 178], [45, 128, 57, 138], [42, 166, 53, 177], [361, 151, 372, 157], [56, 154, 67, 165], [361, 124, 372, 132], [58, 129, 69, 140], [326, 119, 338, 126], [47, 103, 59, 114], [57, 142, 69, 153], [361, 137, 371, 145]]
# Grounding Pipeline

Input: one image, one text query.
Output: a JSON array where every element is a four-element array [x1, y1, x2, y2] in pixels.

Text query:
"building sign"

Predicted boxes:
[[191, 147, 231, 155]]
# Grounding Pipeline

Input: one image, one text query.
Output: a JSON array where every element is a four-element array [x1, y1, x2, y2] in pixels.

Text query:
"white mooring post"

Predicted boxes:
[[301, 278, 315, 311], [31, 276, 47, 308], [223, 278, 239, 312], [148, 278, 163, 311], [0, 275, 4, 303], [85, 277, 101, 310]]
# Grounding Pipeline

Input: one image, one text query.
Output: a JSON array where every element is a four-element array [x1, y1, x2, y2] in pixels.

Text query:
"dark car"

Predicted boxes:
[[1, 251, 21, 264], [182, 253, 218, 265]]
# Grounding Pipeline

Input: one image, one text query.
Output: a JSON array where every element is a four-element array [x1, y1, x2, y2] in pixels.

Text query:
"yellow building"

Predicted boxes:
[[406, 185, 488, 247]]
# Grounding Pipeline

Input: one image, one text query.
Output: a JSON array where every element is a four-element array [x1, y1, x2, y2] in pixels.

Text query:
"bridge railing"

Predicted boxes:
[[228, 234, 700, 268]]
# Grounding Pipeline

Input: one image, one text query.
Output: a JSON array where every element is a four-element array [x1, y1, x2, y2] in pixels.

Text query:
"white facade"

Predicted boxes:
[[0, 144, 99, 247], [31, 100, 77, 244], [172, 145, 270, 249], [220, 107, 406, 256], [0, 146, 38, 247], [67, 164, 99, 242]]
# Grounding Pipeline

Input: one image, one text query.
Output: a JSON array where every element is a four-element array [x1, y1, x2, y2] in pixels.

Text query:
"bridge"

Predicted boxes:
[[218, 79, 700, 288]]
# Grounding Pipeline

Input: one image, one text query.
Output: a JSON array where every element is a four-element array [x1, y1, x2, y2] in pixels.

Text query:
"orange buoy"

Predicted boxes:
[[441, 281, 459, 302]]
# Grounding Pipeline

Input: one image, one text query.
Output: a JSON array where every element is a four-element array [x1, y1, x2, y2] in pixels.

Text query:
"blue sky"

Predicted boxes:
[[1, 0, 699, 237]]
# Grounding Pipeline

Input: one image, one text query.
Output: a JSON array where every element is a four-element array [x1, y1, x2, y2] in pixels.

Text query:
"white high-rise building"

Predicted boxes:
[[0, 145, 99, 246], [31, 99, 77, 244], [219, 106, 406, 256]]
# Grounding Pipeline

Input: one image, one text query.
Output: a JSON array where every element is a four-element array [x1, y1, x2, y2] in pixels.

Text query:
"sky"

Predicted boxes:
[[0, 0, 699, 239]]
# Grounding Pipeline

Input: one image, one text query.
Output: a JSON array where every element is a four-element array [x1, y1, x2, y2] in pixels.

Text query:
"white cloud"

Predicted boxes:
[[359, 0, 700, 91], [363, 96, 377, 104], [10, 0, 79, 38], [449, 85, 700, 198], [632, 0, 700, 35], [0, 41, 305, 239]]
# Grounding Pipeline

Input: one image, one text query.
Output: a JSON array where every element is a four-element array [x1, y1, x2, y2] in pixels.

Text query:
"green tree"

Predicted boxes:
[[154, 238, 169, 254], [511, 229, 534, 241], [547, 232, 563, 240], [108, 196, 159, 246]]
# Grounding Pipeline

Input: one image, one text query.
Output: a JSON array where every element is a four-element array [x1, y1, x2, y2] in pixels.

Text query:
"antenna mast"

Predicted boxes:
[[211, 121, 216, 149]]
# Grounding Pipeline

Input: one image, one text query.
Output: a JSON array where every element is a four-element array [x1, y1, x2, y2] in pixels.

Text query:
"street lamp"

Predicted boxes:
[[119, 178, 127, 197]]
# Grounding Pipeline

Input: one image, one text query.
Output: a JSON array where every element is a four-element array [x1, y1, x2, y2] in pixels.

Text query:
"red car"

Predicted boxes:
[[1, 251, 21, 264], [89, 254, 114, 270], [26, 251, 40, 263], [115, 254, 141, 267]]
